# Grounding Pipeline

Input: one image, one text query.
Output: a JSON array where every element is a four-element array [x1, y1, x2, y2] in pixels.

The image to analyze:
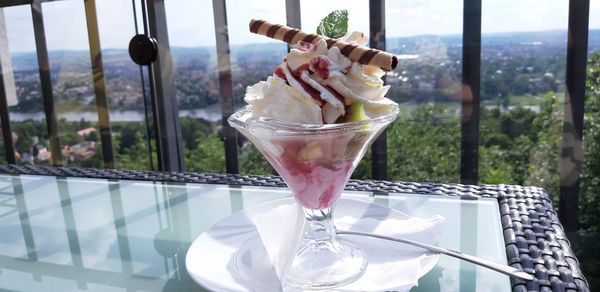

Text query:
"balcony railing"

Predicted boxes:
[[0, 0, 591, 233]]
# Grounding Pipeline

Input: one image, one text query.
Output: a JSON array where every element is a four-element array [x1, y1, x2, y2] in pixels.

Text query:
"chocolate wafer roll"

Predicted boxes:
[[249, 19, 398, 71]]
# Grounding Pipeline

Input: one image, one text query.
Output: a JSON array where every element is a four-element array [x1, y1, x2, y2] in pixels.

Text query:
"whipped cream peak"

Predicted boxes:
[[342, 31, 368, 46], [244, 76, 322, 124], [244, 31, 397, 124]]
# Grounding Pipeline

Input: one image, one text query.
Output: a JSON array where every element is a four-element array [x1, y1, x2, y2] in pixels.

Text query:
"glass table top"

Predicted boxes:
[[0, 174, 510, 291]]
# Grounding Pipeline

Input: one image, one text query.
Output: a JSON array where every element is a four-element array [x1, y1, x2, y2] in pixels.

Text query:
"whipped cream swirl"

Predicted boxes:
[[244, 32, 396, 124]]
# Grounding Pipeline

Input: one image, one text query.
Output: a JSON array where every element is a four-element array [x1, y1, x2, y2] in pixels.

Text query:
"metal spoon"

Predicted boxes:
[[337, 230, 534, 281]]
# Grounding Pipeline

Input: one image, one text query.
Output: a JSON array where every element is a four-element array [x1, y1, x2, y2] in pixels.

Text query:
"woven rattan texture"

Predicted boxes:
[[0, 165, 589, 292]]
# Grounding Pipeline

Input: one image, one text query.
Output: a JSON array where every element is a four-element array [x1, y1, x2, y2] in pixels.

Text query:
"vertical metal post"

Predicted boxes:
[[369, 0, 388, 180], [285, 0, 301, 52], [0, 8, 16, 164], [559, 0, 589, 233], [213, 0, 239, 174], [145, 0, 185, 171], [84, 0, 115, 169], [460, 0, 481, 185], [285, 0, 301, 28], [31, 0, 62, 165], [131, 0, 156, 170]]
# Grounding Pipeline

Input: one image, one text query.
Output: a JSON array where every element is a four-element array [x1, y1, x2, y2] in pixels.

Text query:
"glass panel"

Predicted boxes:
[[227, 0, 287, 107], [19, 176, 73, 264], [67, 178, 120, 272], [0, 8, 12, 164], [3, 5, 47, 166], [0, 177, 25, 257], [41, 1, 101, 167], [0, 174, 510, 291], [580, 1, 600, 290], [2, 1, 153, 170], [479, 2, 568, 193], [384, 1, 463, 182], [164, 0, 225, 173], [120, 182, 170, 278], [118, 181, 166, 277], [226, 0, 287, 175], [380, 193, 509, 291], [95, 0, 153, 170]]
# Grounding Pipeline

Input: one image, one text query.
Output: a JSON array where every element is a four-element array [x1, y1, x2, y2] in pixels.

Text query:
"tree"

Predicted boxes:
[[387, 104, 460, 183], [185, 134, 226, 173], [179, 117, 210, 150], [239, 144, 274, 175], [524, 92, 563, 199], [85, 131, 99, 142], [514, 74, 531, 95], [570, 49, 600, 292]]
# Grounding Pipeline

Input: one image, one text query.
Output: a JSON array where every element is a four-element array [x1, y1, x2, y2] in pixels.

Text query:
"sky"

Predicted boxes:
[[2, 0, 599, 53]]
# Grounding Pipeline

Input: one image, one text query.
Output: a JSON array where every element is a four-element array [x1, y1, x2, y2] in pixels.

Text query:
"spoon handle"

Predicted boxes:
[[337, 230, 534, 281]]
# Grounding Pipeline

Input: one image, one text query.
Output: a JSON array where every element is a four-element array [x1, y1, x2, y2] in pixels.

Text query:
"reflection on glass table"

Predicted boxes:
[[0, 174, 510, 291]]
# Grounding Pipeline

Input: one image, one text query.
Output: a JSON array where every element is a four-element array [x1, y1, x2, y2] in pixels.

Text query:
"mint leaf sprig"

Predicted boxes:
[[316, 10, 348, 39]]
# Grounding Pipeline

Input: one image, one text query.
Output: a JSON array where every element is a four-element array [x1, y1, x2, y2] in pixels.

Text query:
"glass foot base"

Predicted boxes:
[[284, 238, 367, 289]]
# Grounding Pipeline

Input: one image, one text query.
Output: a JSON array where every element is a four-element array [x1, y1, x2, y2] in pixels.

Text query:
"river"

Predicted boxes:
[[9, 104, 223, 122], [9, 103, 540, 122]]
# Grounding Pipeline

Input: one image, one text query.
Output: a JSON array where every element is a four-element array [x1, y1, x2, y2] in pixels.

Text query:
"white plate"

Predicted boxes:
[[185, 197, 439, 291]]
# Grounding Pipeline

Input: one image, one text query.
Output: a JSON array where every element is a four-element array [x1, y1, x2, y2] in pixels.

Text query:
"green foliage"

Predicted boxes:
[[500, 107, 536, 139], [117, 123, 143, 152], [60, 132, 83, 146], [479, 146, 516, 184], [239, 143, 274, 175], [386, 104, 460, 183], [11, 119, 47, 154], [78, 143, 103, 167], [185, 134, 225, 173], [115, 129, 152, 170], [85, 131, 99, 142], [316, 10, 348, 38], [180, 117, 210, 150], [581, 51, 600, 232], [524, 92, 563, 201], [352, 150, 372, 179]]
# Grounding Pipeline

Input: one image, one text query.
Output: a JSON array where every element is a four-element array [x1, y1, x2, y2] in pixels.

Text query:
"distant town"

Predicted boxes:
[[3, 29, 600, 165]]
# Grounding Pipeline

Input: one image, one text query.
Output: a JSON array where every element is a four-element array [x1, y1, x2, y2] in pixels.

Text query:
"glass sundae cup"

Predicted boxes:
[[228, 105, 399, 289]]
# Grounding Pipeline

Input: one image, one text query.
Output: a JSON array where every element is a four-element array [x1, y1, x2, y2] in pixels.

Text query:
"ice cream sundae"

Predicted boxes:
[[227, 12, 399, 289], [237, 19, 398, 209]]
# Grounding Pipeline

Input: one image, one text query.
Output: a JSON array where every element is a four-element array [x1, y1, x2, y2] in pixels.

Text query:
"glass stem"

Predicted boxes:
[[302, 207, 337, 243]]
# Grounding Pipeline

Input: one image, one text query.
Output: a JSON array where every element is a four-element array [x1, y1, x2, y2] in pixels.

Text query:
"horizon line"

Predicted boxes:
[[9, 28, 600, 55]]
